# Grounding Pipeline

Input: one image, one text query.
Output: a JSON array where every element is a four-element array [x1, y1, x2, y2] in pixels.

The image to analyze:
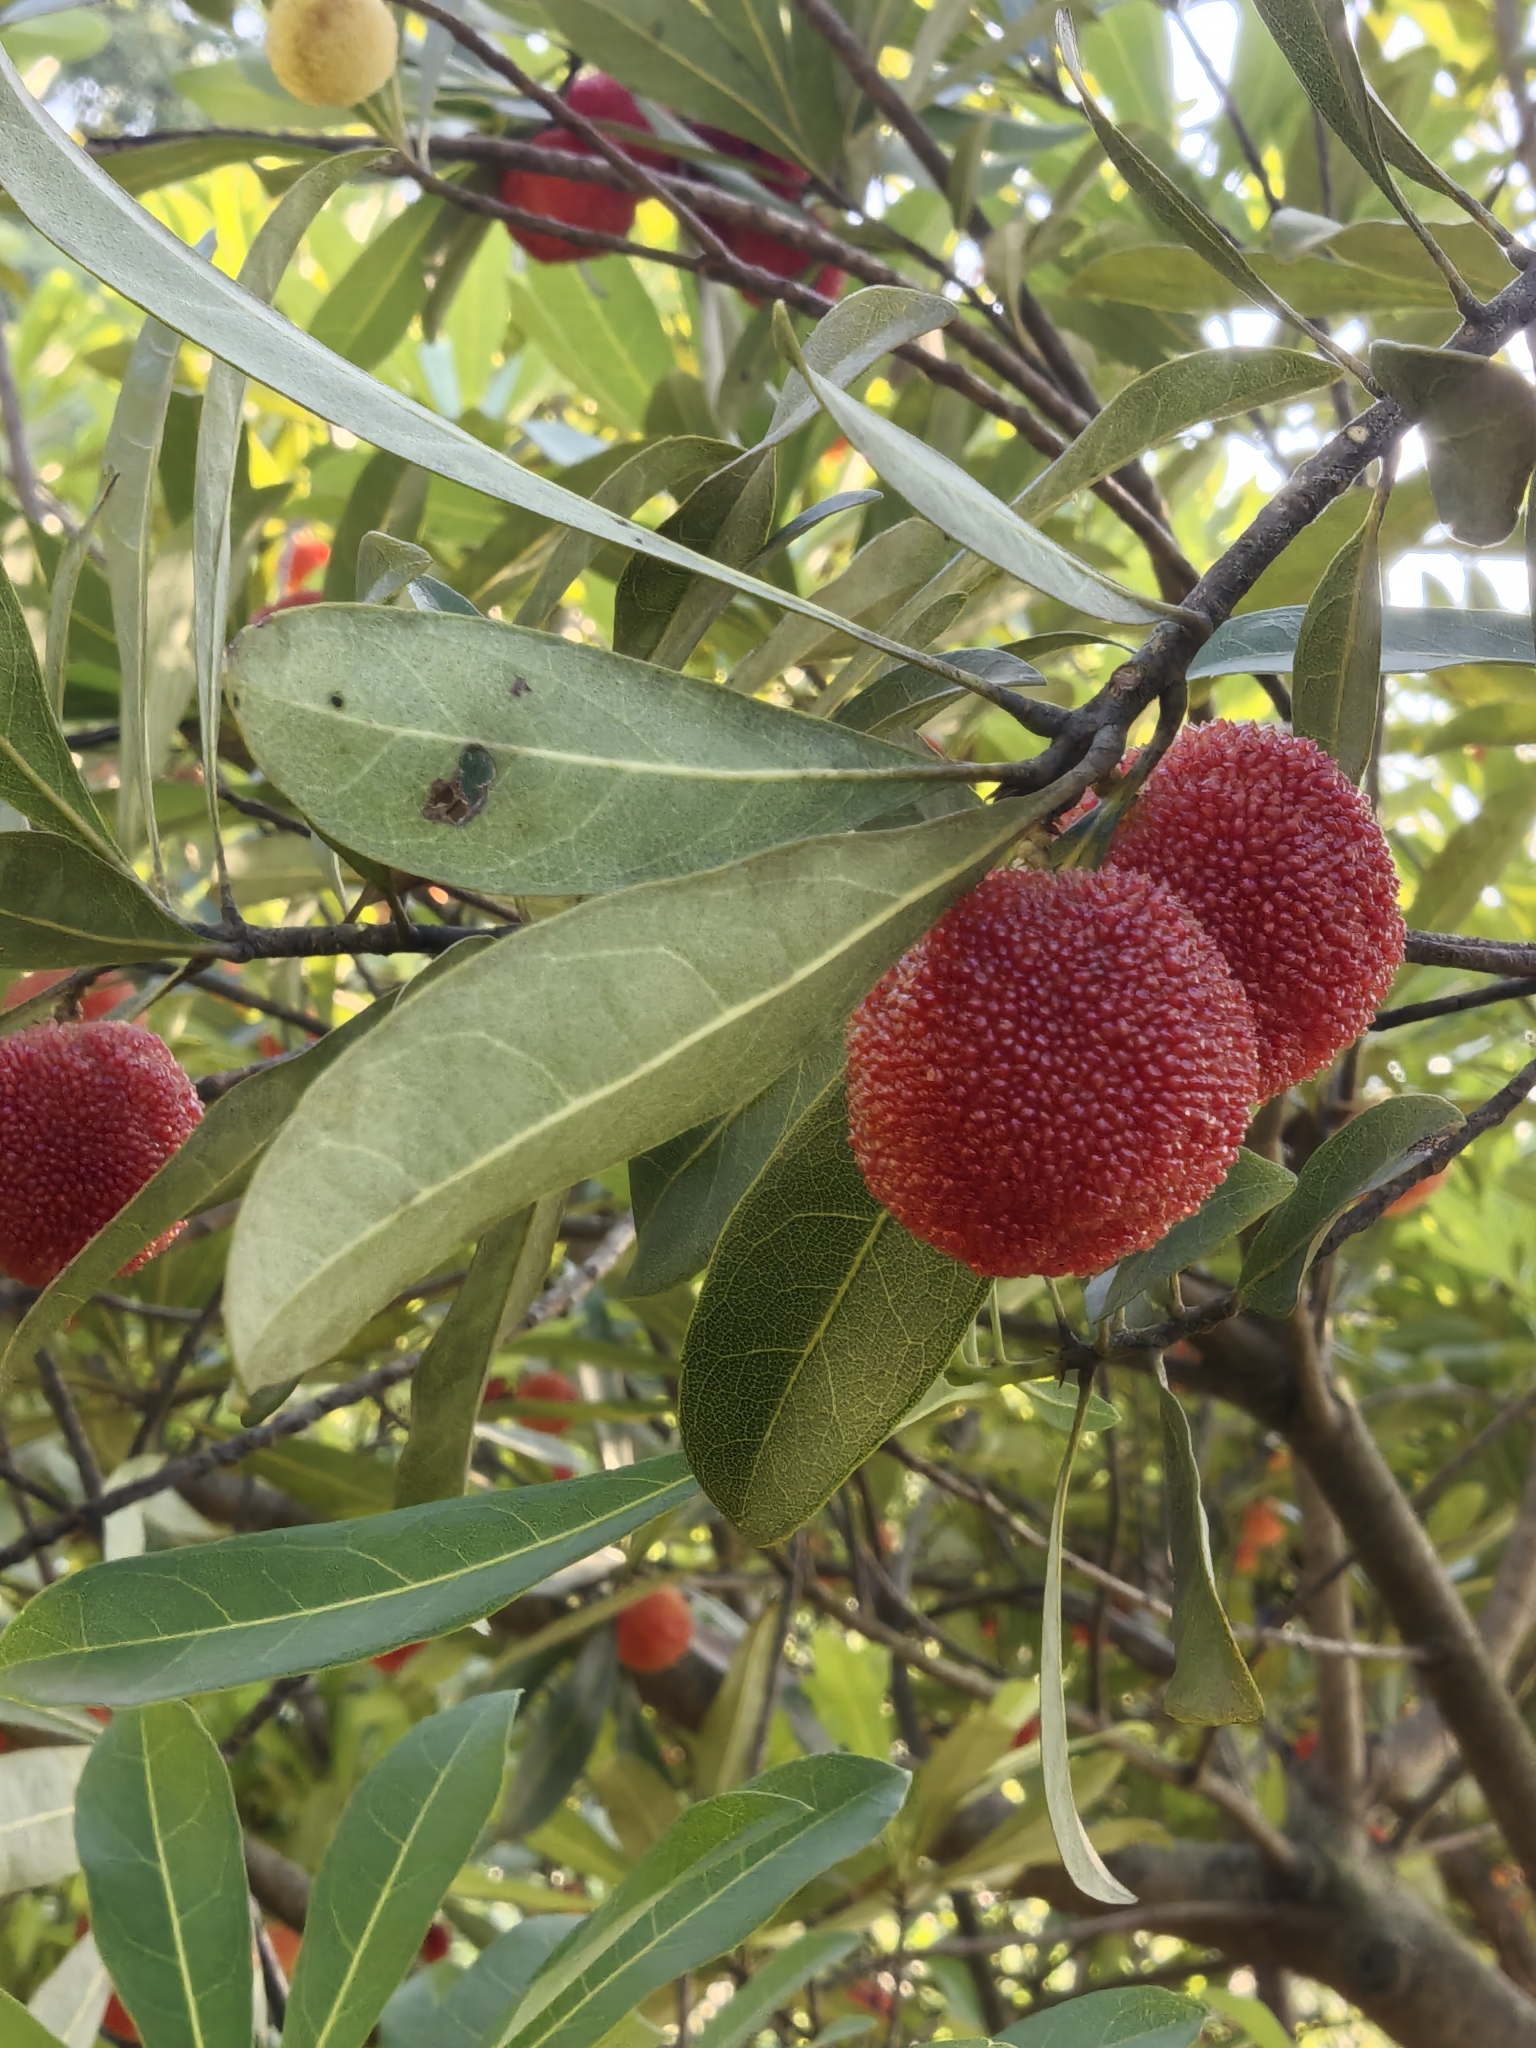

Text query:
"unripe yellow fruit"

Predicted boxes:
[[267, 0, 398, 107]]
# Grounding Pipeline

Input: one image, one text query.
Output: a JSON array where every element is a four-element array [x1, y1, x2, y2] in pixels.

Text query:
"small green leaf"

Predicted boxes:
[[285, 1696, 518, 2048], [997, 1984, 1206, 2048], [614, 449, 777, 669], [1418, 702, 1536, 753], [309, 196, 444, 370], [0, 829, 201, 968], [507, 257, 673, 437], [0, 560, 119, 865], [1017, 348, 1333, 519], [764, 286, 956, 449], [693, 1610, 787, 1797], [678, 1077, 987, 1545], [627, 1037, 843, 1297], [75, 1702, 252, 2048], [1158, 1379, 1263, 1726], [1370, 342, 1536, 547], [1020, 1379, 1120, 1435], [1291, 488, 1386, 785], [226, 606, 959, 898], [1238, 1095, 1464, 1316], [1190, 603, 1536, 680], [500, 1632, 616, 1842], [394, 1197, 565, 1508], [1040, 1378, 1135, 1906], [0, 1456, 698, 1706], [1086, 1149, 1296, 1323], [357, 529, 435, 605]]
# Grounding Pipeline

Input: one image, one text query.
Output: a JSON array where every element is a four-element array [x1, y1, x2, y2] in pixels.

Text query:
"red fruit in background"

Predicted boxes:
[[846, 867, 1258, 1278], [1385, 1164, 1450, 1216], [102, 1992, 139, 2042], [501, 73, 663, 264], [0, 1022, 203, 1287], [519, 1368, 579, 1434], [616, 1585, 694, 1672], [691, 125, 838, 294], [372, 1641, 425, 1675], [1294, 1729, 1319, 1761], [420, 1920, 452, 1963], [4, 968, 131, 1021], [264, 1922, 303, 1975], [250, 589, 326, 627], [1105, 722, 1405, 1097], [285, 533, 330, 591]]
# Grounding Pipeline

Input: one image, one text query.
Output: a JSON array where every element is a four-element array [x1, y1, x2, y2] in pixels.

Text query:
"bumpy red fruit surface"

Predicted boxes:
[[845, 867, 1259, 1278], [616, 1585, 694, 1673], [500, 74, 661, 264], [1105, 721, 1405, 1097], [0, 1021, 203, 1287]]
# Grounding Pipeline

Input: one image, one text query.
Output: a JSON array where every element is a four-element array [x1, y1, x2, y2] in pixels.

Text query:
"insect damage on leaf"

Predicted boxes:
[[423, 742, 496, 825]]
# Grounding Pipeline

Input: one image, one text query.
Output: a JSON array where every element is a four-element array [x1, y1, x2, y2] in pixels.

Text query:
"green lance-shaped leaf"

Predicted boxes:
[[0, 1456, 698, 1707], [101, 303, 181, 877], [0, 830, 202, 971], [74, 1701, 251, 2048], [1055, 12, 1354, 378], [0, 982, 405, 1385], [1291, 484, 1386, 787], [225, 605, 968, 899], [691, 1931, 858, 2048], [1406, 761, 1536, 941], [627, 1037, 844, 1298], [195, 149, 386, 872], [409, 1919, 571, 2048], [1084, 1149, 1297, 1325], [1157, 1376, 1264, 1726], [1238, 1095, 1464, 1317], [782, 324, 1167, 629], [997, 1984, 1207, 2048], [1016, 348, 1334, 521], [394, 1196, 565, 1508], [1370, 342, 1536, 548], [1040, 1378, 1135, 1906], [762, 286, 957, 451], [678, 1077, 986, 1545], [495, 1755, 906, 2048], [0, 59, 994, 705], [308, 194, 446, 372], [500, 1631, 617, 1842], [0, 560, 119, 866], [833, 646, 1048, 739], [42, 481, 113, 722], [1189, 602, 1536, 681], [0, 1987, 68, 2048], [614, 448, 777, 670], [225, 796, 1043, 1391], [285, 1695, 518, 2048]]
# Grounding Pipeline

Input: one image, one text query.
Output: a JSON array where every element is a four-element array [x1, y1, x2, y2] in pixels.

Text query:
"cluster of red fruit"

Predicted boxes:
[[500, 71, 838, 294], [847, 721, 1406, 1280]]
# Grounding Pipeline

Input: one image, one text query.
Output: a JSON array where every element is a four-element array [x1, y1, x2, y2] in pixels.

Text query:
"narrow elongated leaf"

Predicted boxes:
[[833, 647, 1046, 738], [0, 563, 119, 865], [627, 1037, 843, 1297], [1017, 349, 1332, 519], [3, 1986, 68, 2048], [309, 196, 444, 370], [1056, 13, 1328, 359], [1158, 1381, 1263, 1726], [423, 1919, 572, 2048], [764, 287, 956, 449], [1418, 702, 1536, 752], [1291, 488, 1385, 785], [1189, 604, 1536, 679], [615, 450, 777, 668], [195, 149, 383, 855], [285, 1696, 518, 2048], [679, 1078, 986, 1544], [1370, 342, 1536, 547], [1041, 1379, 1135, 1906], [997, 1984, 1206, 2048], [500, 1632, 615, 1841], [22, 1935, 108, 2048], [497, 1756, 906, 2048], [1086, 1150, 1295, 1323], [0, 1746, 89, 1896], [0, 983, 403, 1384], [0, 830, 201, 967], [0, 1455, 698, 1706], [506, 259, 671, 438], [226, 797, 1043, 1389], [0, 61, 989, 695], [796, 355, 1165, 627], [75, 1702, 251, 2048], [228, 607, 958, 896], [394, 1197, 564, 1508], [692, 1931, 859, 2048], [1238, 1095, 1463, 1316]]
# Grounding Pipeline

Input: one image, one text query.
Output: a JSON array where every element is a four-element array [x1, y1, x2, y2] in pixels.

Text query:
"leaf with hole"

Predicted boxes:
[[225, 797, 1042, 1389], [1238, 1095, 1463, 1316], [1084, 1149, 1296, 1323], [0, 1456, 698, 1706], [75, 1701, 251, 2048], [1370, 342, 1536, 547], [1291, 488, 1385, 785], [678, 1078, 987, 1544]]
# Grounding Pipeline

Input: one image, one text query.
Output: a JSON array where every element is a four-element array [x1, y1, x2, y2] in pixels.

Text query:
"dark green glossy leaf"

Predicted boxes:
[[413, 1919, 571, 2048], [1371, 343, 1536, 547], [997, 1984, 1206, 2048], [1238, 1096, 1463, 1316], [1158, 1382, 1263, 1726], [1291, 488, 1384, 785], [285, 1696, 518, 2048], [75, 1702, 251, 2048], [0, 1456, 698, 1706], [1085, 1150, 1296, 1323], [500, 1632, 616, 1841], [678, 1078, 987, 1544]]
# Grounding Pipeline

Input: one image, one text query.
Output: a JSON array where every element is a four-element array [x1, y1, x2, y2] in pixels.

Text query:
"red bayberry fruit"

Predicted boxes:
[[103, 1992, 139, 2043], [372, 1641, 425, 1674], [690, 126, 840, 295], [0, 1021, 202, 1288], [285, 533, 329, 591], [846, 867, 1259, 1279], [1384, 1164, 1449, 1216], [616, 1586, 694, 1673], [250, 589, 325, 627], [419, 1921, 452, 1963], [4, 968, 131, 1021], [1105, 722, 1405, 1097], [500, 74, 664, 264], [518, 1368, 579, 1434]]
